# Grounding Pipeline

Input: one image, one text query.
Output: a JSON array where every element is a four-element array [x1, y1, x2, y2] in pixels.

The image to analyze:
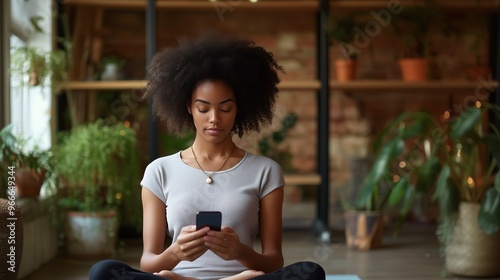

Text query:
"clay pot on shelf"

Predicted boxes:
[[335, 59, 357, 81], [399, 58, 427, 82], [466, 66, 491, 81]]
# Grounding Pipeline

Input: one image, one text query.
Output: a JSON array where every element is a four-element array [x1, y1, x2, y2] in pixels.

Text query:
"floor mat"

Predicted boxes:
[[326, 275, 361, 280]]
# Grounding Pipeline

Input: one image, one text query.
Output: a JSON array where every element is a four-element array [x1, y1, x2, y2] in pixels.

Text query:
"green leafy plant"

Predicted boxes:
[[355, 111, 444, 219], [356, 102, 500, 237], [53, 119, 141, 228], [258, 112, 297, 172], [433, 103, 500, 234], [0, 124, 54, 198], [327, 15, 360, 59], [391, 0, 445, 58], [10, 46, 68, 88]]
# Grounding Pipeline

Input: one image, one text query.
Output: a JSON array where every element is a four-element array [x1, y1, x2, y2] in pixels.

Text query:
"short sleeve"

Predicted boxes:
[[140, 158, 167, 204], [260, 158, 285, 199]]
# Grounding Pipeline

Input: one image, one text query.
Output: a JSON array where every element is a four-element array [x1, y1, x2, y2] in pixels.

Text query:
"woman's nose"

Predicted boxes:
[[209, 110, 220, 124]]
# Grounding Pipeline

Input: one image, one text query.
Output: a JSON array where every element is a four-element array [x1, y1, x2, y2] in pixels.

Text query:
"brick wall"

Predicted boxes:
[[96, 8, 492, 229]]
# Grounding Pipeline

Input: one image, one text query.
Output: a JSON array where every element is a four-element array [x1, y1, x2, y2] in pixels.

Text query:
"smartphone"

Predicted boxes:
[[196, 211, 222, 231]]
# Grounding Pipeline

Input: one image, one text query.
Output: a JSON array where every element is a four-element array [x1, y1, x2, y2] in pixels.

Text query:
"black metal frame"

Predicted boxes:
[[146, 0, 158, 162], [314, 0, 331, 242]]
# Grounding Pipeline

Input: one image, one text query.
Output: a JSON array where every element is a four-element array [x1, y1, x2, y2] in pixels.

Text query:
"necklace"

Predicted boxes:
[[191, 144, 235, 184]]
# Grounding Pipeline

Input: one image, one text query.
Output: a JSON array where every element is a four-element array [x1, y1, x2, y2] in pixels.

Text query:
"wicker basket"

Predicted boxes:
[[0, 198, 23, 280], [446, 202, 500, 277]]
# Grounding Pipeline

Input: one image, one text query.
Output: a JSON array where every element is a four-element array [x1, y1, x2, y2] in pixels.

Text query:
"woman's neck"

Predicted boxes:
[[191, 139, 235, 160]]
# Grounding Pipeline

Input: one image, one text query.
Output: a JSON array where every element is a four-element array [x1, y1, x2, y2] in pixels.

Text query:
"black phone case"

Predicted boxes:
[[196, 211, 222, 231]]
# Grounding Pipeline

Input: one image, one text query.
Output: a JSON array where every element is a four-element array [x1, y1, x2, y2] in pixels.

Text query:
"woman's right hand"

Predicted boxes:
[[171, 225, 210, 262]]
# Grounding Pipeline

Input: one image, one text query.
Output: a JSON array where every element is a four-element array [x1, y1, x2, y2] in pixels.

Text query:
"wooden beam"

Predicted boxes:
[[63, 0, 319, 10], [59, 80, 322, 91], [330, 0, 499, 11]]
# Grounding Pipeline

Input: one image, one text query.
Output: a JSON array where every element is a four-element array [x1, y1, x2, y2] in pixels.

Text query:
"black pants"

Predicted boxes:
[[89, 259, 325, 280]]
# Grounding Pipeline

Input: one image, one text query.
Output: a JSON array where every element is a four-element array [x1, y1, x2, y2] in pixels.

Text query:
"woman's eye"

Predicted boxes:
[[197, 109, 208, 113], [221, 107, 232, 113]]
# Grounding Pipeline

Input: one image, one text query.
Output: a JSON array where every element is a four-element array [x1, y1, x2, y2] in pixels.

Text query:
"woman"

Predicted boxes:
[[89, 33, 325, 280]]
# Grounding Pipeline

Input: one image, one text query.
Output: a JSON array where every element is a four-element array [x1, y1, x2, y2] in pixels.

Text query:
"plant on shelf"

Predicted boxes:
[[258, 112, 297, 173], [463, 1, 491, 80], [327, 14, 361, 81], [0, 124, 55, 199], [10, 46, 68, 89], [99, 55, 126, 81], [53, 119, 140, 257], [391, 0, 445, 81]]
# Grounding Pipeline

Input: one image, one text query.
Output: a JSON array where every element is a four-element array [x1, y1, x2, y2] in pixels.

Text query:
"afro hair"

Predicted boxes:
[[142, 33, 285, 138]]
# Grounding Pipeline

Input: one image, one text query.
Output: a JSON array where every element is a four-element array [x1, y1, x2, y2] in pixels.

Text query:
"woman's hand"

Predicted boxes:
[[171, 225, 210, 262], [203, 227, 242, 260]]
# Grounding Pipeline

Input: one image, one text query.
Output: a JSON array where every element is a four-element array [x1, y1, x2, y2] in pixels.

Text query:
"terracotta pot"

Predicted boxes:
[[335, 59, 357, 81], [466, 66, 491, 80], [446, 202, 500, 277], [344, 210, 384, 250], [399, 58, 427, 82], [14, 167, 46, 198]]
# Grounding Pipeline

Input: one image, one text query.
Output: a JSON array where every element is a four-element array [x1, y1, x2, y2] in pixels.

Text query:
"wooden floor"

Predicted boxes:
[[22, 223, 500, 280]]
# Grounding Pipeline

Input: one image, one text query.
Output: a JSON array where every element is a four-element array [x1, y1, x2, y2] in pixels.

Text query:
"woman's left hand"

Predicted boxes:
[[203, 227, 242, 260]]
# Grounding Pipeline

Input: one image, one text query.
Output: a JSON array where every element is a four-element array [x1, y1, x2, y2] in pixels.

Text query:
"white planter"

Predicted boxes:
[[65, 210, 118, 257]]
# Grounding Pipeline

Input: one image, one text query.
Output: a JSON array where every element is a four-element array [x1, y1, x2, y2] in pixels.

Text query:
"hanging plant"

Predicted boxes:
[[10, 46, 68, 88]]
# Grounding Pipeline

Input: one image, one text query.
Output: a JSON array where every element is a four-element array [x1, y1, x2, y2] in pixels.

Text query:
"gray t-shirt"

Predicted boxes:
[[140, 150, 284, 279]]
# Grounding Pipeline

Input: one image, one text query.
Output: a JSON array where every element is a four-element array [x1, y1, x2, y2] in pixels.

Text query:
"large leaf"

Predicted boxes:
[[394, 185, 416, 235], [356, 139, 404, 209], [415, 157, 441, 193], [433, 165, 460, 217], [400, 118, 427, 139], [478, 188, 500, 234], [485, 133, 500, 166], [450, 107, 481, 139], [388, 176, 410, 207], [495, 172, 500, 193]]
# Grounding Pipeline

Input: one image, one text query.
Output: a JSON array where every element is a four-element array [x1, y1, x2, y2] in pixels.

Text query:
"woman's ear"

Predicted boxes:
[[187, 103, 192, 114]]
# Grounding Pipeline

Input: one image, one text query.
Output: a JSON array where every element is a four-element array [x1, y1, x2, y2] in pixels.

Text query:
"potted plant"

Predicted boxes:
[[391, 0, 444, 81], [353, 101, 500, 274], [99, 55, 126, 81], [433, 103, 500, 277], [258, 112, 298, 173], [327, 15, 360, 81], [10, 46, 68, 89], [463, 2, 491, 80], [53, 119, 140, 257], [0, 124, 54, 199], [350, 109, 444, 250]]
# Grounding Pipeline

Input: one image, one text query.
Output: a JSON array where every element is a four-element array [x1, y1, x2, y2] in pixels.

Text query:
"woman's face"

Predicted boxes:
[[188, 80, 237, 144]]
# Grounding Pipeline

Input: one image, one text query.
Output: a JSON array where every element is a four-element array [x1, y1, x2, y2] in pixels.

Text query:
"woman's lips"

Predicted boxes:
[[206, 128, 223, 135]]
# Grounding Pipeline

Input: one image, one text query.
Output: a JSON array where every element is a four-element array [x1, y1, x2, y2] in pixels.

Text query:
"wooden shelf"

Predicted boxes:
[[329, 80, 499, 91], [63, 0, 498, 10], [63, 0, 319, 10], [284, 174, 321, 186], [330, 0, 499, 11], [60, 79, 498, 92], [59, 80, 321, 91]]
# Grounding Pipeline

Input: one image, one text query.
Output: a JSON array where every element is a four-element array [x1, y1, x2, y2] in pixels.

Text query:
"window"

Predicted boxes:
[[8, 0, 52, 151]]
